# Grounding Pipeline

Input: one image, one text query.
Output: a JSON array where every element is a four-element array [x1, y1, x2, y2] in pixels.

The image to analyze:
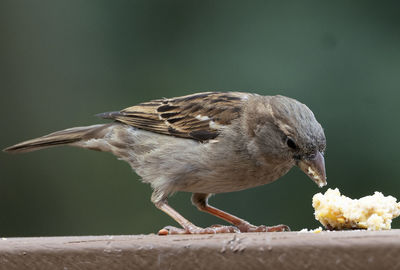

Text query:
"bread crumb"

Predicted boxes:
[[298, 227, 323, 233], [308, 166, 326, 187], [313, 188, 400, 230]]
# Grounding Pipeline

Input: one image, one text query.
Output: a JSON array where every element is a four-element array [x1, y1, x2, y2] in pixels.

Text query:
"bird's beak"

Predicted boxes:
[[297, 151, 327, 188]]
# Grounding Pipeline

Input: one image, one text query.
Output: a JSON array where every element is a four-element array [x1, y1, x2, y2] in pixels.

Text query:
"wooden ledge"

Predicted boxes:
[[1, 230, 400, 269]]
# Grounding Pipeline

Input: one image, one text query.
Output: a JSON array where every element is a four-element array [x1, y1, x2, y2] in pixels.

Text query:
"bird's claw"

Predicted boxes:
[[158, 224, 240, 235], [237, 223, 290, 232]]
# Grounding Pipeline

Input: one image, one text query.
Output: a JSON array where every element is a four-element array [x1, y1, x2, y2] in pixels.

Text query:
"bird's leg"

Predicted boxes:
[[153, 199, 239, 235], [191, 193, 290, 232]]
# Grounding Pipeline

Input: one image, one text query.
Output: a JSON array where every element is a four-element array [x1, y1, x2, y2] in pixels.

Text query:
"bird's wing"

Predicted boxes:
[[97, 92, 249, 142]]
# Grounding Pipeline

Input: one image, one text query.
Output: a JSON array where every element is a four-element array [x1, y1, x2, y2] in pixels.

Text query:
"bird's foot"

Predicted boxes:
[[158, 224, 240, 235], [236, 223, 290, 232]]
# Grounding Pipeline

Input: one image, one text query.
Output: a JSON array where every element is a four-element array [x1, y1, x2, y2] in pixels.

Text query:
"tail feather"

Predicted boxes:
[[3, 124, 108, 154]]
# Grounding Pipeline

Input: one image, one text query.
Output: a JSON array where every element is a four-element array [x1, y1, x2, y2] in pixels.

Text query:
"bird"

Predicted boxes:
[[3, 92, 327, 235]]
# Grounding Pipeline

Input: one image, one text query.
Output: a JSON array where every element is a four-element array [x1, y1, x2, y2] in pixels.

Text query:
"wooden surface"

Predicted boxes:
[[1, 230, 400, 270]]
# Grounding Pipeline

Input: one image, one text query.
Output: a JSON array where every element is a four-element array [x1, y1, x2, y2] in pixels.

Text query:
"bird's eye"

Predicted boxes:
[[286, 138, 297, 149]]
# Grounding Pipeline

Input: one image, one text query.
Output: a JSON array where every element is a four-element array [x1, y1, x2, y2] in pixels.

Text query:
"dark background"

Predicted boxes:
[[1, 1, 400, 236]]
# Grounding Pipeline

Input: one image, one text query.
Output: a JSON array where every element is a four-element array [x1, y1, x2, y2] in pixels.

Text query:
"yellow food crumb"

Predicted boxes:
[[312, 227, 323, 233], [313, 188, 400, 230]]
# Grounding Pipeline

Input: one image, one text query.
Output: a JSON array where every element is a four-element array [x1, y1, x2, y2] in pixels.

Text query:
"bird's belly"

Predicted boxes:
[[175, 162, 293, 194]]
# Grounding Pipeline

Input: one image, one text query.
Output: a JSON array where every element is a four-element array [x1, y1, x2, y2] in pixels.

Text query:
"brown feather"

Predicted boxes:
[[98, 92, 250, 142]]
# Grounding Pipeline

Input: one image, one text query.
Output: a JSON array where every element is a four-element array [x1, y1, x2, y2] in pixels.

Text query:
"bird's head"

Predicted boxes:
[[247, 95, 327, 187]]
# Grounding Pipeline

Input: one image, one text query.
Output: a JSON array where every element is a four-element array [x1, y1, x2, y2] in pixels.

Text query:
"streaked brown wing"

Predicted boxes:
[[98, 92, 249, 142]]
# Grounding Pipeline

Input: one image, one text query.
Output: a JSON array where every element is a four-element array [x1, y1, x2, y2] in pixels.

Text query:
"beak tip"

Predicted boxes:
[[297, 151, 327, 188]]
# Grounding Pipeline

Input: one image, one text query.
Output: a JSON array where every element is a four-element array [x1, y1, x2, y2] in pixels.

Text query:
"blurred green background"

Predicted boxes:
[[1, 0, 400, 236]]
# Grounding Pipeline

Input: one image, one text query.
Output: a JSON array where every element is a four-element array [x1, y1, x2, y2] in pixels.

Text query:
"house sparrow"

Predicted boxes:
[[4, 92, 327, 235]]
